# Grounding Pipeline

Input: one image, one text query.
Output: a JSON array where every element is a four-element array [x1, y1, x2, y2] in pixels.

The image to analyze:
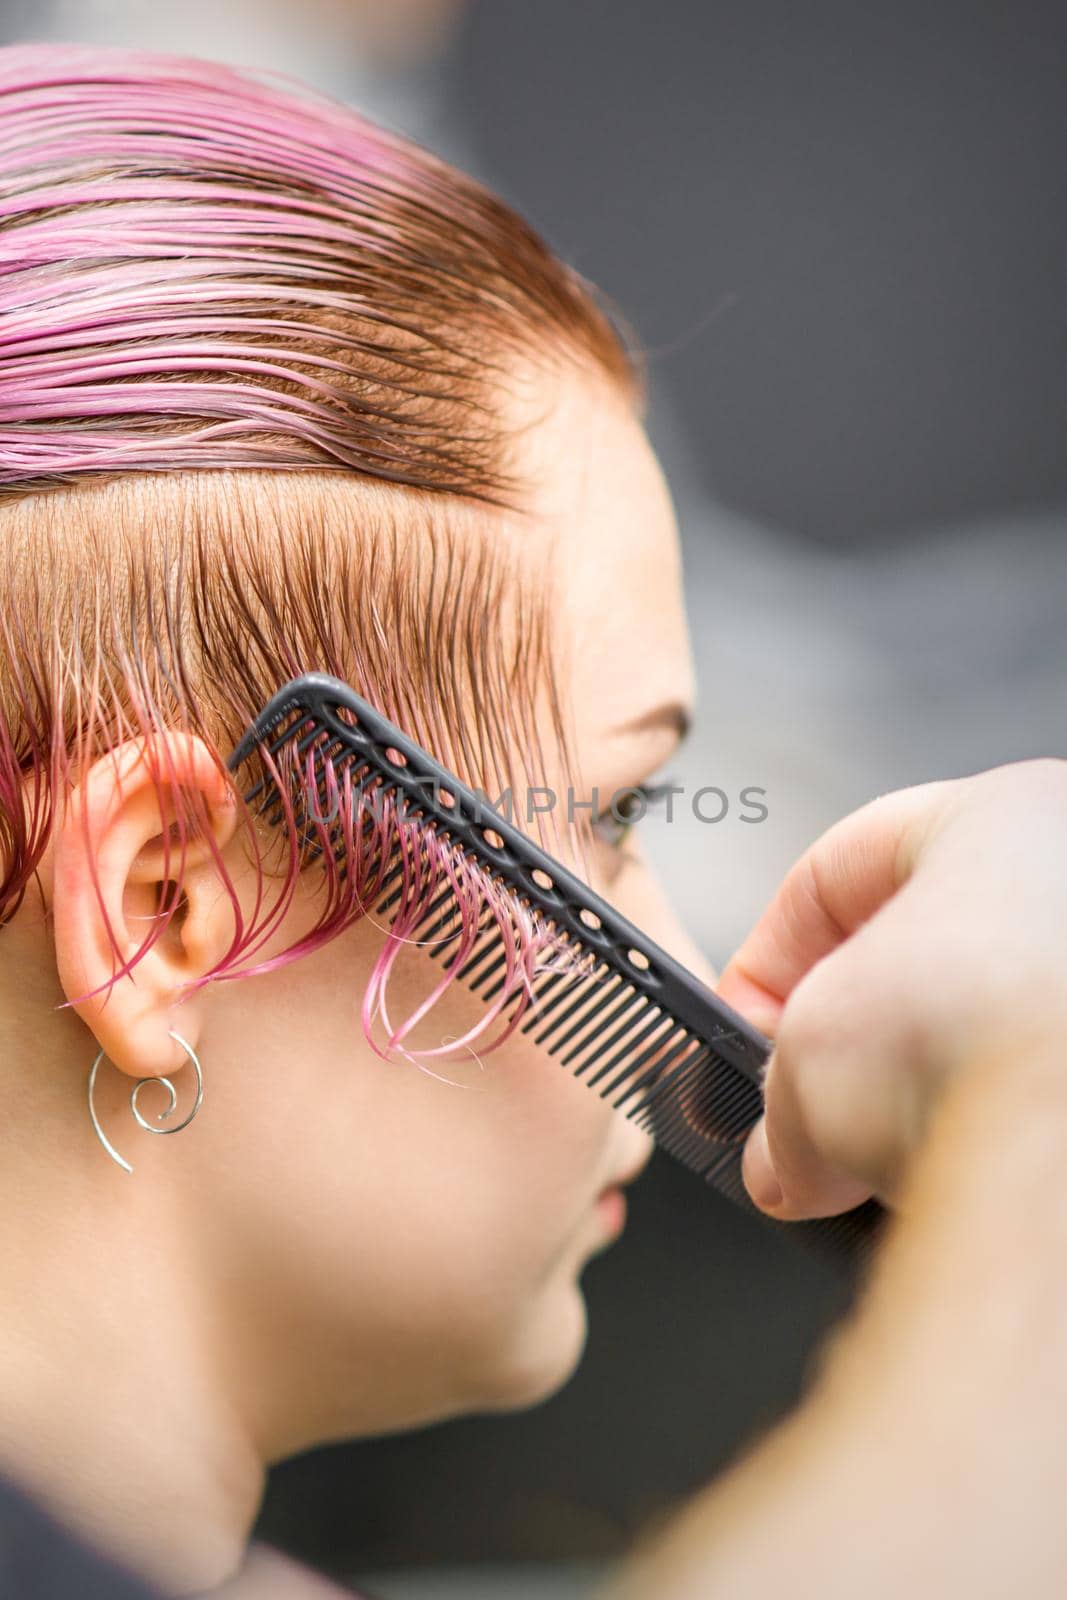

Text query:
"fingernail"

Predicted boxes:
[[745, 1118, 783, 1210]]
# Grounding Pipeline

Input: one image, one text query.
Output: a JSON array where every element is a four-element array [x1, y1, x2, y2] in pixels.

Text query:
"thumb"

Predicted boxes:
[[715, 777, 960, 1213]]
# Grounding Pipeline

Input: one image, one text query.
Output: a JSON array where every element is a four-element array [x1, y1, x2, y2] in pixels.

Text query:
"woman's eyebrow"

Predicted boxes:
[[608, 701, 693, 748]]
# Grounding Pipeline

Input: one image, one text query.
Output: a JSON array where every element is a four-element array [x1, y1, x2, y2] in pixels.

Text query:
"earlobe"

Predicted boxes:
[[49, 730, 240, 1082]]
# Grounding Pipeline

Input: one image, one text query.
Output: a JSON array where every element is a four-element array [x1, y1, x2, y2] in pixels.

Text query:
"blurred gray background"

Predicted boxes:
[[3, 2, 1065, 1593]]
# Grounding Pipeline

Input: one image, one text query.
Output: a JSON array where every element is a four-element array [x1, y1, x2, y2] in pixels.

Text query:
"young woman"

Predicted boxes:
[[0, 38, 704, 1596], [6, 38, 1063, 1600]]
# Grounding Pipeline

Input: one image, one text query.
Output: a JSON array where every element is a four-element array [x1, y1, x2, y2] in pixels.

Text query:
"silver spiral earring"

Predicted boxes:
[[87, 1030, 204, 1174]]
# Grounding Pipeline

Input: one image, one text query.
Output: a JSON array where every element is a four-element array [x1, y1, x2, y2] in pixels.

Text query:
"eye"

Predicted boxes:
[[591, 779, 677, 851]]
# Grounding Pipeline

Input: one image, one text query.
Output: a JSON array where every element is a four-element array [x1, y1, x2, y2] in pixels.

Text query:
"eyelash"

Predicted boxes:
[[591, 779, 677, 851]]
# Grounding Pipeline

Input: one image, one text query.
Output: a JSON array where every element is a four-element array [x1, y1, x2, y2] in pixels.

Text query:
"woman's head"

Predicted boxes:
[[0, 42, 710, 1461]]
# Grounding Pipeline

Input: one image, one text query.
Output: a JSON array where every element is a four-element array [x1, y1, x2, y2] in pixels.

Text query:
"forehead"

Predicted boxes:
[[516, 368, 696, 782]]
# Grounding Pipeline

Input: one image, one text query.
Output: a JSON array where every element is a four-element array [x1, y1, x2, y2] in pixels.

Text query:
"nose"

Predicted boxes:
[[616, 835, 721, 989], [612, 1103, 656, 1183], [602, 838, 755, 1163]]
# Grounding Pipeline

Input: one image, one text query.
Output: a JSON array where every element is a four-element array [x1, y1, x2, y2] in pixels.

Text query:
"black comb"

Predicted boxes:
[[226, 672, 886, 1268]]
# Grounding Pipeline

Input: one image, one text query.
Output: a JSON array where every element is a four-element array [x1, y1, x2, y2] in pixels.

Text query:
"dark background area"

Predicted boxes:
[[456, 0, 1067, 545]]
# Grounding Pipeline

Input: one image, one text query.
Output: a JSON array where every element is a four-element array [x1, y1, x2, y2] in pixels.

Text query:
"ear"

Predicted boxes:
[[49, 731, 241, 1081]]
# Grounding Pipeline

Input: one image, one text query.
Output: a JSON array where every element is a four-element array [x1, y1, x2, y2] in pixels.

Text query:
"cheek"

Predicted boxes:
[[355, 930, 623, 1276], [395, 1042, 620, 1405], [393, 1034, 621, 1294], [207, 880, 626, 1412], [235, 954, 617, 1283]]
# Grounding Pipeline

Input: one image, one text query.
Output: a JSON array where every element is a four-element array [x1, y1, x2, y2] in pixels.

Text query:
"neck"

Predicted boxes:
[[0, 1044, 267, 1595]]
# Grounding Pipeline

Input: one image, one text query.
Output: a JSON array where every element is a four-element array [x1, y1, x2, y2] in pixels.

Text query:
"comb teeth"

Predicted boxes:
[[227, 673, 886, 1267]]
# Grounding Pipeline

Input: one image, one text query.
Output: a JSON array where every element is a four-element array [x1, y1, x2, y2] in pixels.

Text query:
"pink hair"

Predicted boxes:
[[0, 41, 636, 1069], [0, 41, 636, 494]]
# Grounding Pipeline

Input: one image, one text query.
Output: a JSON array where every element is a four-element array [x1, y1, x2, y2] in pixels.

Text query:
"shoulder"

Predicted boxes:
[[0, 1469, 163, 1597]]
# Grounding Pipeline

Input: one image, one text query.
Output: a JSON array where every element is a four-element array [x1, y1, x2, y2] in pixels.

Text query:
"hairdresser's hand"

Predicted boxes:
[[715, 757, 1067, 1220]]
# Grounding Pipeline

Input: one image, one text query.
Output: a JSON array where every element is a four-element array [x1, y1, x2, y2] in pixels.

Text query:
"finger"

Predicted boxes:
[[742, 1110, 872, 1219], [716, 778, 958, 1024], [743, 885, 938, 1218]]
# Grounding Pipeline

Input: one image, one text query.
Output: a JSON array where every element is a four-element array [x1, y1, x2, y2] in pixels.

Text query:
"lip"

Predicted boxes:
[[595, 1186, 628, 1238]]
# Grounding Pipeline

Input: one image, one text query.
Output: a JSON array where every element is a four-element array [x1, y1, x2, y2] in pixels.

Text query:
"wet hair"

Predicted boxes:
[[0, 42, 641, 1066]]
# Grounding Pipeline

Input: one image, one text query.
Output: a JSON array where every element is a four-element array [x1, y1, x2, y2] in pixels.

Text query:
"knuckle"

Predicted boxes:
[[771, 955, 932, 1187], [775, 965, 838, 1067]]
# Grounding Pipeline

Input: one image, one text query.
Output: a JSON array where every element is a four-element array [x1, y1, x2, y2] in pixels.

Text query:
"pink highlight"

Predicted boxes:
[[0, 41, 624, 1072], [0, 41, 635, 499]]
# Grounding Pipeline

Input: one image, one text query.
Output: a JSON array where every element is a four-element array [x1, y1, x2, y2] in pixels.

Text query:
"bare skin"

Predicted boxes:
[[0, 365, 705, 1595], [218, 770, 1067, 1600], [605, 757, 1067, 1598], [4, 346, 1062, 1597]]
